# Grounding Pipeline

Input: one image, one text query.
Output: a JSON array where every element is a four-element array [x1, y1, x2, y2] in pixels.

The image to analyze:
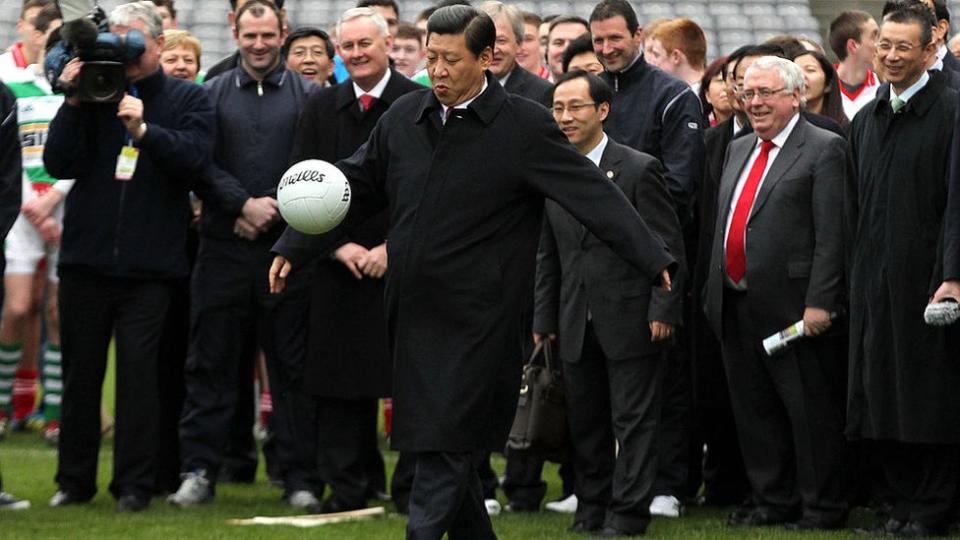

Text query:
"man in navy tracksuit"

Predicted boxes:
[[43, 2, 213, 512]]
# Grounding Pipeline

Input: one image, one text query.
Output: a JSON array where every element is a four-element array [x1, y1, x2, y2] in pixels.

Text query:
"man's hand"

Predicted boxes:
[[931, 280, 960, 304], [269, 255, 292, 294], [233, 216, 259, 241], [650, 321, 674, 342], [37, 217, 61, 246], [22, 189, 64, 227], [241, 197, 280, 232], [803, 307, 832, 337], [116, 94, 146, 141], [59, 58, 83, 106], [532, 333, 556, 344], [660, 268, 672, 292], [335, 242, 369, 280], [358, 243, 388, 279]]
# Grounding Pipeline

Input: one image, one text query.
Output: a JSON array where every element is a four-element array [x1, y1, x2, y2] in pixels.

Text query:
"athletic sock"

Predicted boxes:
[[42, 343, 62, 423], [0, 343, 21, 418], [12, 368, 38, 421], [259, 390, 273, 428]]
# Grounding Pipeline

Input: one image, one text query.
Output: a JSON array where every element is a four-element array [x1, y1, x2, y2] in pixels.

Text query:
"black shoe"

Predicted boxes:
[[784, 516, 845, 531], [504, 500, 539, 512], [853, 518, 907, 536], [218, 468, 256, 484], [728, 508, 796, 527], [319, 497, 364, 514], [592, 526, 645, 537], [896, 520, 948, 537], [568, 521, 602, 534], [116, 494, 150, 513]]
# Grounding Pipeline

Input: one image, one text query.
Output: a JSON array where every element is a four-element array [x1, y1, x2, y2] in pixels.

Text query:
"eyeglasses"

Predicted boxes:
[[739, 87, 787, 102], [551, 102, 597, 115], [877, 41, 923, 54]]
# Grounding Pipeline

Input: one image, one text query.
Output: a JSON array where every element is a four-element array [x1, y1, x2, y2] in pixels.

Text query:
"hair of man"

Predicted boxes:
[[650, 17, 706, 70], [426, 4, 496, 58], [829, 10, 874, 60], [109, 1, 164, 39], [561, 32, 596, 72], [480, 1, 524, 44], [551, 68, 613, 106], [589, 0, 639, 35]]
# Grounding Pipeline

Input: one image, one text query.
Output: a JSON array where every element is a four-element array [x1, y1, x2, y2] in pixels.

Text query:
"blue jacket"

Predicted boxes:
[[602, 54, 705, 216], [44, 68, 214, 279]]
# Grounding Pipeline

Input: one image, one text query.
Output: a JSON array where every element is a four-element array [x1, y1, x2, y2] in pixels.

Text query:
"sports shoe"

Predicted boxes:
[[116, 493, 149, 513], [49, 490, 88, 507], [287, 490, 321, 513], [484, 498, 502, 516], [0, 492, 30, 510], [167, 471, 213, 507], [649, 495, 682, 518], [545, 494, 578, 513]]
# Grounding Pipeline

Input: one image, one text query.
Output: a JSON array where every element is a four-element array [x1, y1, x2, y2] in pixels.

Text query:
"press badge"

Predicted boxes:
[[115, 146, 139, 181]]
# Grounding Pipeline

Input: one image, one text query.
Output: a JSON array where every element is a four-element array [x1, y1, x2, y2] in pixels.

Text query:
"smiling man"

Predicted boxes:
[[270, 6, 677, 538], [168, 0, 315, 511], [704, 55, 848, 532], [537, 70, 684, 537], [846, 5, 960, 536]]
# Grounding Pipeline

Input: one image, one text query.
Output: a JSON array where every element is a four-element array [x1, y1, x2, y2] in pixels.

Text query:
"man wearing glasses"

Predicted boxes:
[[535, 70, 685, 536], [847, 5, 960, 536], [703, 55, 848, 530]]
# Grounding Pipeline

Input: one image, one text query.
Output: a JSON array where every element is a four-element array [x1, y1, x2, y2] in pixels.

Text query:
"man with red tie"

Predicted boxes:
[[702, 56, 848, 531]]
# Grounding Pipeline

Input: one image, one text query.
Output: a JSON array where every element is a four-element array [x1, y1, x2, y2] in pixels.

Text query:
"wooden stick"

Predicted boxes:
[[227, 506, 386, 528]]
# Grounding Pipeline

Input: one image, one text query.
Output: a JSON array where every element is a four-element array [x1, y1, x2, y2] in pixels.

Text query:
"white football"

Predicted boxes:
[[277, 159, 351, 234]]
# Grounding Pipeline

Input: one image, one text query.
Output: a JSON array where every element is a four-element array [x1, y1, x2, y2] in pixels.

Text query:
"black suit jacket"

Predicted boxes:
[[273, 74, 675, 452], [703, 116, 846, 339], [534, 139, 686, 362], [502, 65, 553, 108]]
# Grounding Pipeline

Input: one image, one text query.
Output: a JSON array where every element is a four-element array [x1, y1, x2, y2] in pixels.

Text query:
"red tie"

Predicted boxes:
[[725, 139, 776, 284], [359, 94, 375, 112]]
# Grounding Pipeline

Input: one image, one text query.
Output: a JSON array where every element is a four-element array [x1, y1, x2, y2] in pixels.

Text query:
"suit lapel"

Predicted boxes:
[[748, 118, 806, 221], [579, 141, 623, 242], [717, 134, 756, 227]]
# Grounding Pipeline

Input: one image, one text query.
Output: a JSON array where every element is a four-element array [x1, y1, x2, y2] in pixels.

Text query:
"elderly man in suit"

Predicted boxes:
[[702, 56, 848, 530], [273, 6, 422, 513], [270, 6, 676, 538], [534, 70, 685, 537]]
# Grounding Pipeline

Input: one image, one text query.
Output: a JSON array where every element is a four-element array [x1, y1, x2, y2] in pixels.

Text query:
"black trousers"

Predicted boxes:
[[154, 276, 189, 494], [179, 238, 307, 484], [653, 332, 694, 499], [501, 448, 575, 507], [286, 394, 379, 505], [393, 451, 416, 514], [565, 323, 665, 533], [721, 289, 848, 523], [57, 268, 172, 500], [407, 451, 497, 540], [877, 440, 959, 528]]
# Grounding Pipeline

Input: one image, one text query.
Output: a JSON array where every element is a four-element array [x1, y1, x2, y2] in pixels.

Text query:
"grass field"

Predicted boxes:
[[1, 351, 876, 538], [1, 427, 881, 539]]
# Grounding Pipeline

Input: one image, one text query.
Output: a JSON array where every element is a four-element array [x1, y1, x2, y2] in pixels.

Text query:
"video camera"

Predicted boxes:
[[45, 1, 146, 103]]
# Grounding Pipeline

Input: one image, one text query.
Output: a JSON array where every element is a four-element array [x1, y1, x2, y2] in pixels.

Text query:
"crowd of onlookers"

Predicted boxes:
[[1, 0, 959, 537]]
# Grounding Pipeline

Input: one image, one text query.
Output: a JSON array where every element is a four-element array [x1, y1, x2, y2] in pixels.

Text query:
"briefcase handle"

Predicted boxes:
[[526, 339, 557, 373]]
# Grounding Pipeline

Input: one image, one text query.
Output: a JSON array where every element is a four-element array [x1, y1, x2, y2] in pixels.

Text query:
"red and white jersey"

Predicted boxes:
[[837, 68, 880, 121]]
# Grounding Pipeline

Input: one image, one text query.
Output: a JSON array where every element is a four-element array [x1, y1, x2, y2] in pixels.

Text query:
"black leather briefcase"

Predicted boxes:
[[507, 340, 567, 461]]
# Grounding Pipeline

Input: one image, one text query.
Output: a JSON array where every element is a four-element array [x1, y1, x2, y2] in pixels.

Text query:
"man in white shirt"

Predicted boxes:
[[828, 10, 880, 119]]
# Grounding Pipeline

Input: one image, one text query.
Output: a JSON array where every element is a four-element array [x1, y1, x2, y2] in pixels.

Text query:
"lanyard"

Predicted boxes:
[[124, 84, 139, 147]]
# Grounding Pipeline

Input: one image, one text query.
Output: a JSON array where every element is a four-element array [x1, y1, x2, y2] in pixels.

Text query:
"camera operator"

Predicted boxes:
[[42, 1, 214, 512]]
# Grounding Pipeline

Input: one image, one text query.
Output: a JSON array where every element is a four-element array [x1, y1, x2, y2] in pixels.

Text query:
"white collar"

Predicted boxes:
[[497, 67, 513, 87], [890, 70, 930, 104], [441, 77, 489, 120], [353, 69, 391, 100], [584, 134, 609, 167]]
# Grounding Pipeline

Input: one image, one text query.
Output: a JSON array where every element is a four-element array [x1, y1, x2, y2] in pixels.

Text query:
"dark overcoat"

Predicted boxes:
[[845, 72, 960, 443], [282, 70, 421, 398], [274, 74, 676, 452]]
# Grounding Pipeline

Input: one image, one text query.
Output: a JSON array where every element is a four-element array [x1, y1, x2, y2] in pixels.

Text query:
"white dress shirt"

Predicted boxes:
[[352, 69, 392, 110]]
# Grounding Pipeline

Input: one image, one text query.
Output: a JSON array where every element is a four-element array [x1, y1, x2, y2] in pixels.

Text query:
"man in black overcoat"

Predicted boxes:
[[274, 6, 421, 512], [846, 7, 960, 536], [270, 6, 676, 539]]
